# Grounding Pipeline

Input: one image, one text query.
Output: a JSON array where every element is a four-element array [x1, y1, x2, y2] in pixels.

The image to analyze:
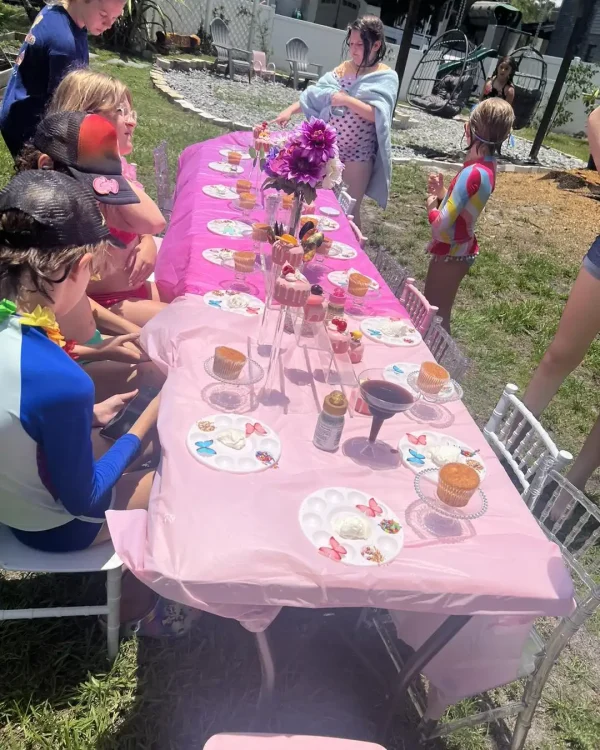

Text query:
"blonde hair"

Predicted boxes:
[[469, 99, 515, 155], [48, 69, 132, 117]]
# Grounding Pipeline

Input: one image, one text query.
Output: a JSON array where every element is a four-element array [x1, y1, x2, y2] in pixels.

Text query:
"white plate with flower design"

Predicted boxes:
[[219, 148, 252, 160], [303, 215, 340, 232], [328, 269, 379, 291], [328, 241, 358, 260], [207, 219, 252, 238], [383, 362, 462, 401], [299, 487, 403, 567], [208, 161, 244, 175], [398, 430, 487, 482], [187, 414, 281, 474], [203, 290, 264, 316], [202, 184, 238, 200], [202, 247, 235, 266], [360, 317, 421, 347]]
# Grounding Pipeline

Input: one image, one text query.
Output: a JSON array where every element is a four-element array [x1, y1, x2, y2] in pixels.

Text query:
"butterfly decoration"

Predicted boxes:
[[319, 536, 347, 562], [246, 422, 267, 437], [392, 365, 404, 375], [367, 329, 382, 338], [195, 440, 217, 457], [256, 450, 278, 468], [208, 300, 222, 308], [356, 497, 383, 518], [461, 447, 480, 458], [407, 448, 426, 466], [407, 433, 427, 446], [247, 306, 260, 315]]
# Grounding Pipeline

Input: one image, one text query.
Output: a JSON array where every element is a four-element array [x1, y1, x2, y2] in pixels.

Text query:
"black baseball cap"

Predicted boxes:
[[0, 171, 124, 249], [33, 111, 141, 207]]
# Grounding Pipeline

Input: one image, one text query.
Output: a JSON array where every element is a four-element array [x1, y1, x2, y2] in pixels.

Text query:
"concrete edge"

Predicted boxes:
[[391, 156, 552, 175]]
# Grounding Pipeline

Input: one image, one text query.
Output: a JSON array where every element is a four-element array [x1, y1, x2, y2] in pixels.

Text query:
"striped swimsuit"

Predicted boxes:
[[427, 156, 496, 260]]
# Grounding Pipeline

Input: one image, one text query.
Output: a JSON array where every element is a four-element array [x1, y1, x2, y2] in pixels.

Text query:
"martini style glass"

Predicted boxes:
[[358, 368, 418, 459]]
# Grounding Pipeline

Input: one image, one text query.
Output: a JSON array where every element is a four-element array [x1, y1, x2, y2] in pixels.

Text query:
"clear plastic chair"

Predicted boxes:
[[370, 245, 410, 298], [338, 189, 356, 216], [483, 383, 573, 501], [400, 279, 439, 336], [153, 140, 173, 227], [423, 315, 472, 382]]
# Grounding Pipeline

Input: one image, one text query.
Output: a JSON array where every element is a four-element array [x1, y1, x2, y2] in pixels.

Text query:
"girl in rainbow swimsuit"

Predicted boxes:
[[424, 99, 514, 333]]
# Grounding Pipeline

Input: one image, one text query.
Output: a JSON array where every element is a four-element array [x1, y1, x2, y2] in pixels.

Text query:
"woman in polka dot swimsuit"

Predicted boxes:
[[275, 16, 397, 228]]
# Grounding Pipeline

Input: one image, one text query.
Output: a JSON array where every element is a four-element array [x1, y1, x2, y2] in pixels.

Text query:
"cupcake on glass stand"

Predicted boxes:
[[238, 192, 257, 217], [299, 283, 327, 337], [205, 345, 265, 413], [227, 251, 256, 293], [347, 272, 372, 312], [236, 179, 252, 195], [413, 462, 488, 527], [406, 361, 464, 405]]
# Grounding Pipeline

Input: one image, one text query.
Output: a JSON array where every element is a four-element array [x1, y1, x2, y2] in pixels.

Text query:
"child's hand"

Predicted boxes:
[[426, 195, 439, 212], [94, 390, 138, 428], [427, 172, 444, 200], [128, 235, 157, 288], [94, 333, 150, 364]]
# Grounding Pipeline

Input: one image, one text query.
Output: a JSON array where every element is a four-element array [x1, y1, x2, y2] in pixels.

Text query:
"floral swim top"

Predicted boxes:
[[330, 60, 378, 164]]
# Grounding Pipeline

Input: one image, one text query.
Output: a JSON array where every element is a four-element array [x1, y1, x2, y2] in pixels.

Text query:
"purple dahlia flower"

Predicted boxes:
[[297, 118, 337, 163]]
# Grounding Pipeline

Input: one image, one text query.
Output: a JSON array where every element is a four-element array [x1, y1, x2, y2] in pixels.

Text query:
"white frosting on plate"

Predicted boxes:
[[227, 294, 250, 310], [427, 444, 461, 467], [333, 515, 371, 540], [379, 320, 416, 338], [217, 429, 246, 450]]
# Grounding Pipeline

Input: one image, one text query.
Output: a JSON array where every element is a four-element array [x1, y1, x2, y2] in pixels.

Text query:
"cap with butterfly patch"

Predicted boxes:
[[0, 170, 125, 249], [33, 111, 141, 207]]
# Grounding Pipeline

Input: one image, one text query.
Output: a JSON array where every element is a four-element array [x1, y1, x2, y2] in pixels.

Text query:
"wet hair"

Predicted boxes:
[[492, 56, 518, 88], [468, 98, 515, 156], [48, 69, 132, 117], [345, 15, 386, 70], [0, 210, 99, 303]]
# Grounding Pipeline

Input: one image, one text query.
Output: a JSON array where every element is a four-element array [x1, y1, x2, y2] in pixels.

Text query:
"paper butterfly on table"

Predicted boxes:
[[246, 422, 267, 436], [356, 497, 383, 518], [196, 440, 217, 456], [319, 536, 347, 562]]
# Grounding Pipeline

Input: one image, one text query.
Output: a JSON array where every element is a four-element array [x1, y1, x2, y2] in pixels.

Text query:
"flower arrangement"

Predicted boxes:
[[252, 118, 343, 205]]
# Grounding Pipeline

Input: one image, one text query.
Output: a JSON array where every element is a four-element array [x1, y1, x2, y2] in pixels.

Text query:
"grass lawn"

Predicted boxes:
[[518, 127, 590, 162], [1, 50, 600, 750]]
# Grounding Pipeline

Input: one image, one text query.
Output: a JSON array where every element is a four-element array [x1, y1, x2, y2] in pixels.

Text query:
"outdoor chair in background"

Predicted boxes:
[[401, 279, 439, 336], [286, 37, 323, 90], [423, 315, 472, 382], [369, 467, 600, 749], [251, 51, 276, 82], [0, 525, 123, 662], [370, 245, 410, 298], [338, 189, 356, 216], [483, 383, 572, 503], [210, 18, 252, 80], [204, 734, 387, 749], [153, 140, 173, 228]]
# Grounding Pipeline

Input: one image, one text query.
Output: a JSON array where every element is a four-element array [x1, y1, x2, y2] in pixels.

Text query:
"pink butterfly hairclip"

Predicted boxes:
[[93, 177, 120, 196], [356, 497, 382, 518], [319, 536, 347, 562]]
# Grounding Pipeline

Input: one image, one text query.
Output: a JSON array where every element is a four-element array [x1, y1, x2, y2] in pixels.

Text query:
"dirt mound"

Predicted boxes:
[[543, 168, 600, 195]]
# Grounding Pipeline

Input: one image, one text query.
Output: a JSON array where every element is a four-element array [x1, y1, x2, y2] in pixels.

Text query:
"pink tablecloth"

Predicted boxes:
[[107, 132, 574, 716]]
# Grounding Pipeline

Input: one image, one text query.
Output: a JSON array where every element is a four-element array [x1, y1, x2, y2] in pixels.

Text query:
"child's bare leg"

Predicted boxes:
[[86, 360, 165, 403], [423, 256, 470, 334], [109, 286, 167, 327]]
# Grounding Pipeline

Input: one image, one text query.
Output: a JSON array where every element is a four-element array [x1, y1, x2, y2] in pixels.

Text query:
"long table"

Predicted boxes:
[[107, 131, 574, 718]]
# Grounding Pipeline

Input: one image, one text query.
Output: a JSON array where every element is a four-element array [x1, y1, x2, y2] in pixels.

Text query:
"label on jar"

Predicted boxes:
[[313, 413, 344, 452]]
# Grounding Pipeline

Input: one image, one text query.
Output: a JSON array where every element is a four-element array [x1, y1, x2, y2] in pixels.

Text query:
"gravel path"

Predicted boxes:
[[165, 68, 585, 170]]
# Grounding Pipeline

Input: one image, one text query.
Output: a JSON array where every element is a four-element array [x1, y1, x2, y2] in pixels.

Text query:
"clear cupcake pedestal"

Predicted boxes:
[[202, 355, 265, 414]]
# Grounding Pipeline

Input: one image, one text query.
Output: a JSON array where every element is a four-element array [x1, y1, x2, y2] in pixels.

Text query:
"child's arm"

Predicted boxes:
[[480, 80, 492, 101], [101, 181, 166, 236], [71, 333, 149, 364], [89, 297, 141, 336], [505, 85, 515, 105], [127, 235, 157, 288], [428, 165, 493, 240]]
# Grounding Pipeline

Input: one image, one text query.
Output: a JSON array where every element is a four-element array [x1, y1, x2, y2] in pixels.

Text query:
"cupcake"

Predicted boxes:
[[326, 287, 346, 322], [417, 362, 450, 395], [239, 192, 256, 211], [303, 284, 327, 323], [348, 272, 371, 298], [252, 222, 272, 243], [327, 318, 350, 354], [349, 331, 364, 364], [236, 179, 252, 195], [233, 251, 255, 274], [437, 463, 480, 508], [227, 151, 242, 167], [213, 346, 247, 380], [273, 263, 311, 307]]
